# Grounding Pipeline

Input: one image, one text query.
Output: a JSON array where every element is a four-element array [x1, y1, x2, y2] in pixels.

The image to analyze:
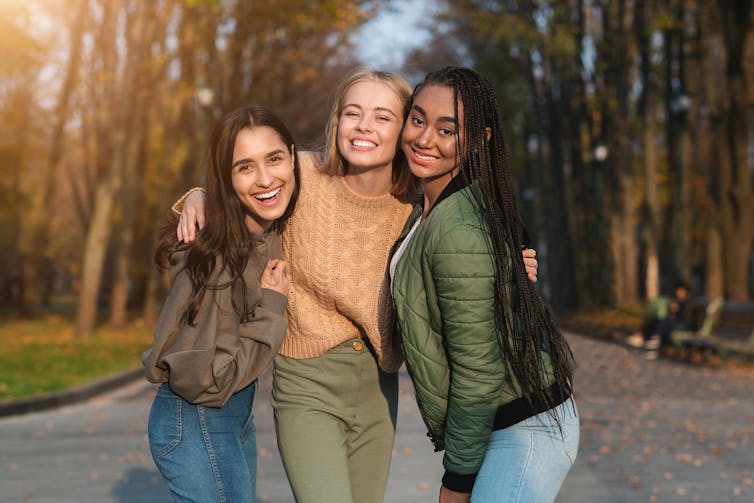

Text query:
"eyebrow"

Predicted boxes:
[[343, 103, 399, 119], [231, 148, 286, 169], [411, 104, 457, 125]]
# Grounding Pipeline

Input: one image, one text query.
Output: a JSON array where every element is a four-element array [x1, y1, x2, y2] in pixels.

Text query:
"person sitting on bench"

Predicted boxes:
[[626, 281, 691, 352]]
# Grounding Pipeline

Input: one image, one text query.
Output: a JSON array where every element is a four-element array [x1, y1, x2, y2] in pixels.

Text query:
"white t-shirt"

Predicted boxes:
[[389, 216, 422, 292]]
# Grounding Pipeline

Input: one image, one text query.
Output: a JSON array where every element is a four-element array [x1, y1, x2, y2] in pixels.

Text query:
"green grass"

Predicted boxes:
[[0, 314, 153, 402], [560, 305, 644, 337]]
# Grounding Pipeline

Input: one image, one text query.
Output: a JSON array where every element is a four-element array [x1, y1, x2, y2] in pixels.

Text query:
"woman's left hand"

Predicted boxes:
[[439, 486, 470, 503], [522, 247, 538, 283]]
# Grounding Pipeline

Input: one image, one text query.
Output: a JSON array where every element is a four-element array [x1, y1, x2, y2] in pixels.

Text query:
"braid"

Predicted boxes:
[[417, 67, 575, 418]]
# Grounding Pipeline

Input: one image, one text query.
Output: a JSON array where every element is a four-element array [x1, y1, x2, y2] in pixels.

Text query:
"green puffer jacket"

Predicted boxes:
[[392, 181, 557, 490]]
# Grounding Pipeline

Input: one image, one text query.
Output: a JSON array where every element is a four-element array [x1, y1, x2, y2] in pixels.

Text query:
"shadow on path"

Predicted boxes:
[[110, 466, 170, 503]]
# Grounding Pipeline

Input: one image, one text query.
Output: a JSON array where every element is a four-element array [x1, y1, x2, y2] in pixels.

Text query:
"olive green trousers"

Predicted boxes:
[[272, 339, 399, 503]]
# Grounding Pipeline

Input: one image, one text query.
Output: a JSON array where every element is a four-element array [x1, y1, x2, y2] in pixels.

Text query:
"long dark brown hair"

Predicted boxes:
[[155, 106, 300, 325], [412, 67, 574, 413]]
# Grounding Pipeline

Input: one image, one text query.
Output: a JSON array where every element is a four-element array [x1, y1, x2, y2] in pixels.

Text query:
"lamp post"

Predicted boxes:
[[592, 142, 609, 163], [196, 87, 214, 108], [670, 85, 691, 117], [668, 80, 693, 283]]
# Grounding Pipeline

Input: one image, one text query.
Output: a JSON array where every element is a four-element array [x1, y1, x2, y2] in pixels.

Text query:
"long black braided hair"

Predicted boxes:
[[413, 66, 575, 415]]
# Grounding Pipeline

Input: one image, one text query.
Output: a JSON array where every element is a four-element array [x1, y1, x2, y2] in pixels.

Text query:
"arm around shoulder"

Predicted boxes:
[[171, 187, 205, 215]]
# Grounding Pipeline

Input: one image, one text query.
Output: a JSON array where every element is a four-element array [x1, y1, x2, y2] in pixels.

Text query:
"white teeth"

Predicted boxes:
[[415, 152, 435, 161], [352, 140, 376, 148], [255, 187, 281, 200]]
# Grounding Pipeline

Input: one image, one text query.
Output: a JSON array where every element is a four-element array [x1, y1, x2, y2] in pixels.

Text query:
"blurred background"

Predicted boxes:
[[0, 0, 752, 340]]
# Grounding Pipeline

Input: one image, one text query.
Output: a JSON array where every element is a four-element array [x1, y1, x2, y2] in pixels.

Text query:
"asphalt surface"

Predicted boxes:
[[1, 332, 753, 502]]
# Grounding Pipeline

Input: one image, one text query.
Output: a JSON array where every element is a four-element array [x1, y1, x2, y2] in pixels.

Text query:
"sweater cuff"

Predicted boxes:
[[171, 187, 205, 215], [261, 288, 288, 315], [441, 470, 477, 493]]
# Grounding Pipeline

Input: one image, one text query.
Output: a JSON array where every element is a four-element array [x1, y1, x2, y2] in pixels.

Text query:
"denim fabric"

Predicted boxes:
[[471, 397, 580, 503], [148, 381, 258, 503]]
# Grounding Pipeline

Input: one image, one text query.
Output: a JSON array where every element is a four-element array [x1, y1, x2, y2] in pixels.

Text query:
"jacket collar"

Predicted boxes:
[[425, 173, 471, 217]]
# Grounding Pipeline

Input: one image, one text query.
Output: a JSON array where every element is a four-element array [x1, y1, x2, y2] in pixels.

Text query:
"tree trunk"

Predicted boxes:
[[635, 0, 661, 300], [599, 0, 636, 305], [665, 11, 693, 285], [563, 0, 602, 308], [75, 130, 128, 336], [20, 0, 87, 314], [643, 113, 661, 300], [75, 1, 152, 337], [544, 70, 578, 310], [716, 0, 753, 300], [705, 224, 725, 298], [611, 175, 639, 305], [108, 133, 142, 328]]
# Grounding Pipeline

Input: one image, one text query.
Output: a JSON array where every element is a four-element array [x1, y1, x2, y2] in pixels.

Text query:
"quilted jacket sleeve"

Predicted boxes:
[[430, 221, 508, 493]]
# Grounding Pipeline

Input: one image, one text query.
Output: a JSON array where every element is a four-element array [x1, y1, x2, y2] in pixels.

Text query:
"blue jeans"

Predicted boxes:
[[471, 397, 579, 503], [148, 381, 258, 503]]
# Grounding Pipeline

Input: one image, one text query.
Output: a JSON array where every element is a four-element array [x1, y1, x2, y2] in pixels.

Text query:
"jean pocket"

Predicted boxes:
[[240, 381, 257, 441], [148, 383, 183, 458]]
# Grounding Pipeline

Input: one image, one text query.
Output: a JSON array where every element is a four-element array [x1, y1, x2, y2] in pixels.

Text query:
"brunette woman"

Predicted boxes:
[[143, 105, 299, 502]]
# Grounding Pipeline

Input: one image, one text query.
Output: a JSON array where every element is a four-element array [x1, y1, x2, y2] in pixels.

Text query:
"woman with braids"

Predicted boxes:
[[143, 105, 298, 502], [391, 66, 579, 503]]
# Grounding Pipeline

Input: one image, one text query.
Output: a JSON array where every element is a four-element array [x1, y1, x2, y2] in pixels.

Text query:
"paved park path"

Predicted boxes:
[[1, 332, 753, 502]]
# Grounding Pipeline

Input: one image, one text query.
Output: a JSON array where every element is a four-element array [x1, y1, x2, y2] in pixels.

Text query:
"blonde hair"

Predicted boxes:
[[321, 69, 416, 199]]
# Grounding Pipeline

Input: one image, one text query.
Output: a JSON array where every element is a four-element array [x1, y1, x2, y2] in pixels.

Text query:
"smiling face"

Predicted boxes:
[[336, 80, 405, 175], [231, 126, 296, 234], [401, 84, 463, 197]]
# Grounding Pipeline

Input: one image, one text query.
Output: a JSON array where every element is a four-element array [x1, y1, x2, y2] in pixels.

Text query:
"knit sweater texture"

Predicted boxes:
[[280, 152, 413, 371]]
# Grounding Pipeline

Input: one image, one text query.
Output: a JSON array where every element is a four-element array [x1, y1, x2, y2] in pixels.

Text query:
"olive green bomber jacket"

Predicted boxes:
[[392, 184, 512, 487], [392, 179, 562, 493]]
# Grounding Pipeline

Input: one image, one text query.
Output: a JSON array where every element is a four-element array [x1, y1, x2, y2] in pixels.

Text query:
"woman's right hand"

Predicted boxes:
[[260, 259, 288, 296], [177, 190, 207, 243]]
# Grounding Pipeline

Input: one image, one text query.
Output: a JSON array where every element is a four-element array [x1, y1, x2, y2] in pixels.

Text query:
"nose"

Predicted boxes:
[[355, 114, 373, 133], [414, 127, 434, 149], [255, 165, 274, 188]]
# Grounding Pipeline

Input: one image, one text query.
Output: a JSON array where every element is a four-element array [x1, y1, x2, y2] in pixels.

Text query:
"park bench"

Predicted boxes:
[[670, 297, 754, 360]]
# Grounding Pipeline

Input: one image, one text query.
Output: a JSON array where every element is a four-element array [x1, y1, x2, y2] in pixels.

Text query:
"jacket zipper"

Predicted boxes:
[[390, 203, 443, 451], [394, 297, 443, 451]]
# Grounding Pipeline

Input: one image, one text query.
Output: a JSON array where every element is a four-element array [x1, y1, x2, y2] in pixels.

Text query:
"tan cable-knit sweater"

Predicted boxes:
[[281, 152, 413, 372]]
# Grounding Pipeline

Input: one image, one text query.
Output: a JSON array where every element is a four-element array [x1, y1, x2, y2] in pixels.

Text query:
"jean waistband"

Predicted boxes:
[[493, 383, 572, 431]]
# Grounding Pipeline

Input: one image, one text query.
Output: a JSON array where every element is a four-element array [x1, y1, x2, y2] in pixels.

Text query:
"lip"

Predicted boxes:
[[252, 186, 284, 207], [409, 147, 437, 167], [350, 137, 378, 151]]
